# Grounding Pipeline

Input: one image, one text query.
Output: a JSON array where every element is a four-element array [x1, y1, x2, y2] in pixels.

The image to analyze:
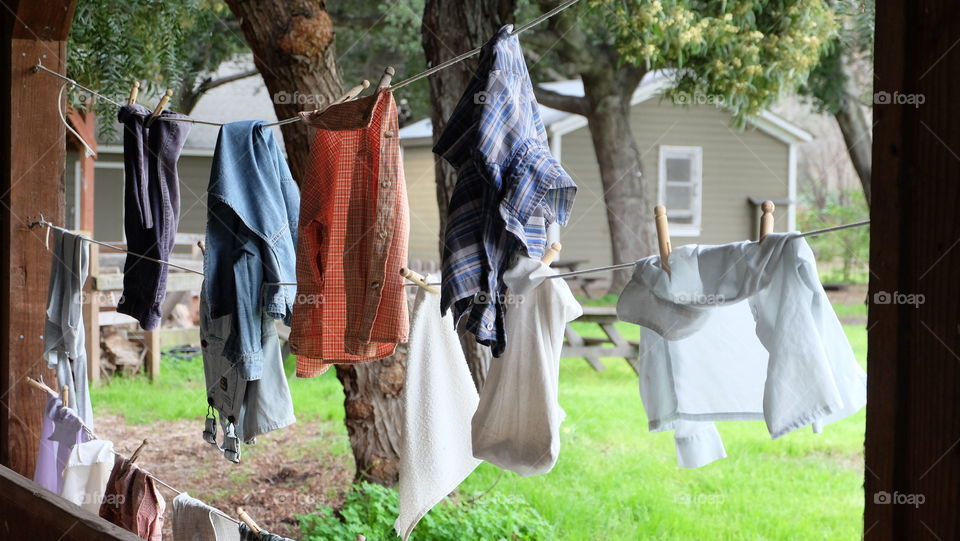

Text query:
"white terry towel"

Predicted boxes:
[[172, 492, 240, 541], [394, 275, 481, 540], [472, 257, 583, 476], [60, 439, 114, 513]]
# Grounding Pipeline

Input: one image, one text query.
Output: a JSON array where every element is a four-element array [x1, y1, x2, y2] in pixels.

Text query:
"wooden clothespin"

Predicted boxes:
[[26, 377, 57, 396], [128, 438, 149, 464], [400, 267, 439, 294], [127, 80, 140, 105], [377, 66, 395, 90], [654, 205, 672, 276], [60, 385, 69, 409], [334, 80, 370, 104], [759, 200, 775, 242], [146, 89, 173, 126], [541, 242, 562, 265], [237, 508, 263, 536]]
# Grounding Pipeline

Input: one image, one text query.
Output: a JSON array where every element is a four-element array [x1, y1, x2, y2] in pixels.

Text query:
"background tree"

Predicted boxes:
[[421, 0, 517, 391], [524, 0, 836, 289], [800, 0, 874, 201]]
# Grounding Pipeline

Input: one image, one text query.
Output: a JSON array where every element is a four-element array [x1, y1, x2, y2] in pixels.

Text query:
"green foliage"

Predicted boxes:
[[297, 482, 553, 540], [595, 0, 837, 121], [799, 188, 869, 284], [67, 0, 246, 115]]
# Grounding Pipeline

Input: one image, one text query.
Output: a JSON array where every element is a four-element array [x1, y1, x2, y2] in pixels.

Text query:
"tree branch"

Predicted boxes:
[[197, 68, 260, 94], [533, 85, 588, 115]]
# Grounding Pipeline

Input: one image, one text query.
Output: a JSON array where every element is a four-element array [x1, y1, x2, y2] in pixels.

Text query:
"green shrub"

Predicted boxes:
[[297, 482, 554, 540], [798, 188, 870, 284]]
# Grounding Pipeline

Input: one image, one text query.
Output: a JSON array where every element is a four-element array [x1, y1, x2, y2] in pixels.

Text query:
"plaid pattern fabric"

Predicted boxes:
[[435, 25, 577, 356], [291, 90, 409, 377], [100, 455, 165, 540]]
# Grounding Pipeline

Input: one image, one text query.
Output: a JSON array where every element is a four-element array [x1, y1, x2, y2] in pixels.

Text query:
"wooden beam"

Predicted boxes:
[[66, 107, 96, 232], [83, 244, 100, 385], [1, 0, 76, 477], [866, 0, 960, 538], [0, 465, 140, 540]]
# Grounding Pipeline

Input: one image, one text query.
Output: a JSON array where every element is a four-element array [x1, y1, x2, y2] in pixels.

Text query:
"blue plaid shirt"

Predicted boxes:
[[435, 25, 577, 356]]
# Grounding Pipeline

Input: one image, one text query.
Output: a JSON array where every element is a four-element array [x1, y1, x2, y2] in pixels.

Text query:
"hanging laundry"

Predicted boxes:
[[291, 89, 409, 377], [435, 25, 577, 356], [204, 120, 299, 381], [201, 120, 299, 461], [100, 455, 165, 540], [172, 492, 240, 541], [200, 295, 295, 463], [33, 395, 88, 494], [238, 523, 294, 541], [43, 228, 94, 427], [61, 439, 115, 514], [616, 233, 867, 467], [116, 103, 191, 331], [395, 275, 481, 540], [471, 257, 582, 476]]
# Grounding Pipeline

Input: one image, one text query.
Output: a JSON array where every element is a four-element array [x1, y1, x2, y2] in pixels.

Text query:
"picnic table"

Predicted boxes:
[[550, 259, 605, 298], [562, 306, 640, 375]]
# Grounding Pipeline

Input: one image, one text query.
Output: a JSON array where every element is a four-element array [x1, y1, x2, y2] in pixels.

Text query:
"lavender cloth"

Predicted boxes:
[[33, 396, 87, 494]]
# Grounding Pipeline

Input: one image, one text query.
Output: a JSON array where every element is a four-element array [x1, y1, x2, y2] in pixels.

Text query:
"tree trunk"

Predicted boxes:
[[421, 0, 516, 391], [580, 68, 656, 292], [226, 0, 406, 486], [224, 0, 342, 181], [834, 98, 873, 203]]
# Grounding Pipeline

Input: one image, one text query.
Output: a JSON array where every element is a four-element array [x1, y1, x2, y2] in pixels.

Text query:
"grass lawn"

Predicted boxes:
[[92, 301, 867, 540]]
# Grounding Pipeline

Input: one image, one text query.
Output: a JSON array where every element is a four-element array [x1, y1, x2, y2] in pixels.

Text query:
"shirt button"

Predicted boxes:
[[380, 180, 391, 188], [378, 229, 387, 239], [384, 130, 395, 137], [370, 281, 381, 290]]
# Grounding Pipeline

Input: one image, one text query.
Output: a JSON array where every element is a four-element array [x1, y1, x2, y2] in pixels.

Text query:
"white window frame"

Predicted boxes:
[[657, 145, 703, 237]]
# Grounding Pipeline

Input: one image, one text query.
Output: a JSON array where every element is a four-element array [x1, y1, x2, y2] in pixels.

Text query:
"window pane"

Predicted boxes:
[[666, 184, 692, 211], [666, 157, 691, 181]]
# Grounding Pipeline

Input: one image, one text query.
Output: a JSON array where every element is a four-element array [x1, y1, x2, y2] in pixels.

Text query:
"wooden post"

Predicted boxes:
[[1, 1, 78, 476], [66, 107, 97, 232], [866, 0, 960, 538], [84, 243, 100, 385]]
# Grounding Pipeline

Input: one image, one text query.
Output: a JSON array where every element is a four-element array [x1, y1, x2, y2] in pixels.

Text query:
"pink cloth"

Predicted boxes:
[[99, 455, 165, 540]]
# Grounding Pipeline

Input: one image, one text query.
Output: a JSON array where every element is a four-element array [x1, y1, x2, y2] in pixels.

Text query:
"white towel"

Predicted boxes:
[[172, 492, 240, 541], [60, 439, 114, 513], [471, 257, 583, 476], [394, 275, 481, 540]]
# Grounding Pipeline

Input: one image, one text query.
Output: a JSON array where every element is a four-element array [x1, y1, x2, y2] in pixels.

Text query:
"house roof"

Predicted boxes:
[[399, 70, 813, 146]]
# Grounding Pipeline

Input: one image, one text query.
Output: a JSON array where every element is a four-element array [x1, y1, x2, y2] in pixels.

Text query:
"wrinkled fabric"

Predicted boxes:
[[172, 492, 240, 541], [61, 439, 115, 513], [200, 282, 295, 463], [34, 396, 88, 494], [238, 523, 293, 541], [100, 455, 165, 540], [395, 275, 481, 540], [116, 103, 191, 330], [436, 25, 576, 356], [43, 229, 94, 428], [291, 90, 409, 376], [617, 233, 867, 467], [205, 120, 299, 380], [471, 258, 582, 476]]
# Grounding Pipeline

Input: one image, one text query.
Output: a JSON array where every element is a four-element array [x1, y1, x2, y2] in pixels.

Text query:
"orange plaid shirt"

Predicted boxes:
[[291, 90, 410, 377]]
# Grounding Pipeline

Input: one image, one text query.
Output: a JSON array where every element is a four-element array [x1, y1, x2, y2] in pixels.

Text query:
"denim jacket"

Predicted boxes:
[[204, 121, 299, 379]]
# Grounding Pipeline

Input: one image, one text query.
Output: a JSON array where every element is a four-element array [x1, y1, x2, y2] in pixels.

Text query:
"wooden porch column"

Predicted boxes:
[[1, 1, 78, 476], [866, 0, 960, 538]]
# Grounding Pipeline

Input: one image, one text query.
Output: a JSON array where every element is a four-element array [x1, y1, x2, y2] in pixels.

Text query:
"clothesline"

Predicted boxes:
[[28, 216, 870, 286], [25, 377, 244, 526], [32, 0, 582, 129]]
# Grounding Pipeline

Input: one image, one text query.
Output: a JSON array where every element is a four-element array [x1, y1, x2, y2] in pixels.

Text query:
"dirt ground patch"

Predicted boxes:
[[97, 413, 354, 539], [826, 283, 868, 325]]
